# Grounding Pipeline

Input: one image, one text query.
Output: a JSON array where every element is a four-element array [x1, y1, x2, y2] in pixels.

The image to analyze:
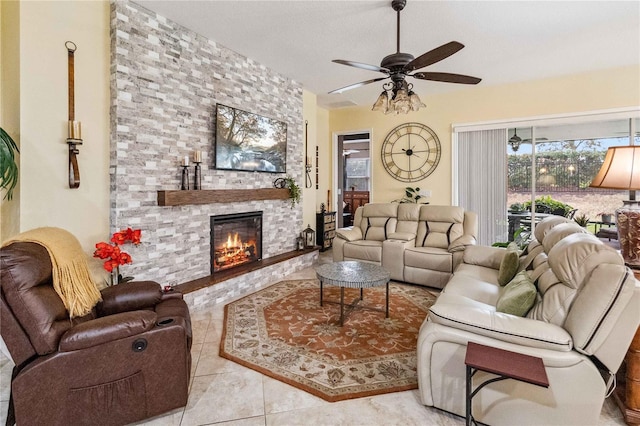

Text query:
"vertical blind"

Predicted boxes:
[[457, 129, 508, 246]]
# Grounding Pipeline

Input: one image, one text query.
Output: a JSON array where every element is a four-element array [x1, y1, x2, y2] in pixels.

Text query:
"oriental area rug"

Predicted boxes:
[[219, 279, 437, 402]]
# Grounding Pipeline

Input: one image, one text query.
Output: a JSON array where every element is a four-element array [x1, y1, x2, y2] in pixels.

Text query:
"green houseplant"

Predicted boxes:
[[574, 213, 590, 227], [394, 187, 427, 203], [523, 195, 573, 217], [0, 128, 19, 200], [284, 176, 300, 208]]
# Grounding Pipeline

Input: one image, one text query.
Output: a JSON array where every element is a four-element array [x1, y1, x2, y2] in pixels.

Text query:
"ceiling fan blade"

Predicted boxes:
[[412, 72, 481, 85], [332, 59, 389, 74], [405, 41, 465, 72], [328, 77, 389, 94]]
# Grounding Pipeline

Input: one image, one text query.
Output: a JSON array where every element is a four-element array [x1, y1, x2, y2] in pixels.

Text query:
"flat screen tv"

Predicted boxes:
[[215, 104, 287, 173]]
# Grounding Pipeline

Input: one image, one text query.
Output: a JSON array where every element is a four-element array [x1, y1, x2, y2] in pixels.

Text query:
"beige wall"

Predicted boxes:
[[302, 90, 331, 230], [15, 0, 110, 250], [329, 64, 640, 206], [1, 0, 21, 242]]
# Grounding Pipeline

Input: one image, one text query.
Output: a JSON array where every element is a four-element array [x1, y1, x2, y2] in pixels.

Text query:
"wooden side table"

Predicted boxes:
[[464, 342, 549, 426], [613, 270, 640, 424]]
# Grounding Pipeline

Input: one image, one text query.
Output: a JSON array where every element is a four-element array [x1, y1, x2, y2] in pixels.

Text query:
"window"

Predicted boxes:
[[345, 158, 370, 191]]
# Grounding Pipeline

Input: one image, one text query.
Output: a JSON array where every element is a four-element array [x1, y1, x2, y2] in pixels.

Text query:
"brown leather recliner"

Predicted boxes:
[[0, 241, 192, 426]]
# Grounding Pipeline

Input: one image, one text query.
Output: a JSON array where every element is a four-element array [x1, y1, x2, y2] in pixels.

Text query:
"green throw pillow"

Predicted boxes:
[[497, 245, 520, 286], [496, 271, 537, 317]]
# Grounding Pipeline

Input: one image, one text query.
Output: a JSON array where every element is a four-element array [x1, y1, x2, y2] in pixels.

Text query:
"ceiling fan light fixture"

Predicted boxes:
[[408, 90, 425, 112], [372, 91, 390, 113], [390, 88, 411, 114]]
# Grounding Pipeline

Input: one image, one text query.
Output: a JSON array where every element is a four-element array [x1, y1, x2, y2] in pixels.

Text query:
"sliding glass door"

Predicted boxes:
[[455, 112, 639, 246], [507, 119, 638, 240]]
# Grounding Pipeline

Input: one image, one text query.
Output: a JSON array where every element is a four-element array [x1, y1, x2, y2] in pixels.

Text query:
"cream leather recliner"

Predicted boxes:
[[417, 217, 640, 425], [333, 203, 477, 289]]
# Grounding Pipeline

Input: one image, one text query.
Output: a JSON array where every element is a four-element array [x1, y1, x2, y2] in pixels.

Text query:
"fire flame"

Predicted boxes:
[[214, 232, 258, 272]]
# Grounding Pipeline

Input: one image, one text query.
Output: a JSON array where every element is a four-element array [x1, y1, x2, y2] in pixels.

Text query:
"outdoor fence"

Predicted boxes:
[[508, 153, 617, 194]]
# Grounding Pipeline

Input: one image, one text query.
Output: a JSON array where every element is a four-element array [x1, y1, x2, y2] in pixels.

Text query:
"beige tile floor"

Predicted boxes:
[[0, 251, 627, 425]]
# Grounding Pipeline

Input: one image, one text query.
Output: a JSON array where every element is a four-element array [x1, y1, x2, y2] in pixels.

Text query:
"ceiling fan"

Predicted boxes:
[[509, 129, 549, 151], [329, 0, 481, 114]]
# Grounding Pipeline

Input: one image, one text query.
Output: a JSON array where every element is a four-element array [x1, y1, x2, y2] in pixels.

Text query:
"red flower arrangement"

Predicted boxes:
[[94, 228, 141, 284]]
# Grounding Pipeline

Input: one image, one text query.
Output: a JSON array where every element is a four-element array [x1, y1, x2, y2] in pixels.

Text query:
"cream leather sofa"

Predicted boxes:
[[333, 203, 478, 289], [417, 216, 640, 425]]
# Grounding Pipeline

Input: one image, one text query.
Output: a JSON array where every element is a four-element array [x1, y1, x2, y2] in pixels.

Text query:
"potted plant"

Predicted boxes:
[[598, 212, 613, 224], [284, 176, 300, 208], [574, 213, 590, 228], [393, 187, 427, 203], [93, 228, 142, 285], [509, 202, 525, 213], [523, 196, 573, 217], [0, 127, 19, 200]]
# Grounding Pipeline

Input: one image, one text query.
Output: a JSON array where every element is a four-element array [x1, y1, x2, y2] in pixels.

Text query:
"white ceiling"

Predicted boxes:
[[138, 1, 640, 110]]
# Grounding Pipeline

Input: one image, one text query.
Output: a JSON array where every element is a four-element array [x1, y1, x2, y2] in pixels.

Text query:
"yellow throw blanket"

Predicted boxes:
[[2, 227, 102, 318]]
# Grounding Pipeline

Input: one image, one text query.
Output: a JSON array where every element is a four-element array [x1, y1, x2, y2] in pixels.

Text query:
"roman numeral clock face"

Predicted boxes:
[[381, 123, 441, 182]]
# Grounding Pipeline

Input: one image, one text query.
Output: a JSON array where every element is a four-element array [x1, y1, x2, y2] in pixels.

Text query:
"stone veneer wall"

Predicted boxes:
[[110, 0, 307, 289]]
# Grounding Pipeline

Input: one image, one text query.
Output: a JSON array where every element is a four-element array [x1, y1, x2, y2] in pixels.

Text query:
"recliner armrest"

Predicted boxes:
[[97, 281, 163, 316], [336, 227, 363, 242], [387, 232, 415, 242], [461, 245, 506, 270], [59, 310, 157, 351], [428, 294, 572, 351], [448, 234, 476, 252]]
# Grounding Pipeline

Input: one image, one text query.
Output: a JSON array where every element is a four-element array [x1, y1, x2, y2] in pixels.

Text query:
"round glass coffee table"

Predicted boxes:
[[315, 261, 391, 326]]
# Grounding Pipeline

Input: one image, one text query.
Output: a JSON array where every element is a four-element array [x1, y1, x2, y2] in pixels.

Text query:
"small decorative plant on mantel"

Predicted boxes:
[[284, 176, 300, 208], [93, 228, 142, 285]]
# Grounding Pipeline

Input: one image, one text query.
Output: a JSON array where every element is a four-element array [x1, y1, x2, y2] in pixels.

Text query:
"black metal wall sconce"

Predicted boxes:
[[66, 41, 82, 188]]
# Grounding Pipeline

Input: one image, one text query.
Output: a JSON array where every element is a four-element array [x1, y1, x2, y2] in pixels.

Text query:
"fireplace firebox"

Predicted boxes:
[[210, 212, 262, 275]]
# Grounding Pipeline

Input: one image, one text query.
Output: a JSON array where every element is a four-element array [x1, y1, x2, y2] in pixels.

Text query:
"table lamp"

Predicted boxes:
[[589, 146, 640, 268]]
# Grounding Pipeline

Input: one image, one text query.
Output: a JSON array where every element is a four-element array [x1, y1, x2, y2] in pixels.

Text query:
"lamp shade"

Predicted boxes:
[[589, 146, 640, 190], [590, 145, 640, 267]]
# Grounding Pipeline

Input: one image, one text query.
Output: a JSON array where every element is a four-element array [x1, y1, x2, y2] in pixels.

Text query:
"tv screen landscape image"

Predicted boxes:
[[215, 104, 287, 173]]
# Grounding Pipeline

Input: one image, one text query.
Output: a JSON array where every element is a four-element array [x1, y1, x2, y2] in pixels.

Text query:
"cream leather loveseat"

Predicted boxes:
[[417, 216, 640, 425], [333, 203, 478, 289]]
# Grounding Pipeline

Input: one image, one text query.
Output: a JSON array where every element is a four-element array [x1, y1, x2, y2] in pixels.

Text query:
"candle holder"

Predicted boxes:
[[180, 165, 190, 190], [194, 162, 202, 190]]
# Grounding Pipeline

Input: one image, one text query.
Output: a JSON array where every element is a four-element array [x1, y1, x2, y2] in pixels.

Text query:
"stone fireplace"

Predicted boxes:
[[109, 1, 316, 311], [211, 212, 262, 274]]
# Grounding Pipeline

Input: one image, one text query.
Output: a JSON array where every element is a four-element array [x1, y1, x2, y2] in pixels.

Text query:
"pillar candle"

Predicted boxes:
[[194, 150, 202, 163], [183, 156, 189, 166], [68, 120, 82, 139]]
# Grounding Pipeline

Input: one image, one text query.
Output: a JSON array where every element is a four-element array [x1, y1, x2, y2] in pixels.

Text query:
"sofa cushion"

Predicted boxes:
[[441, 269, 500, 306], [405, 246, 452, 273], [497, 246, 520, 286], [461, 245, 504, 270], [533, 216, 575, 242], [428, 293, 573, 351], [416, 206, 465, 249], [359, 204, 398, 241], [343, 240, 383, 263], [496, 271, 537, 316], [396, 204, 421, 236], [541, 223, 589, 254]]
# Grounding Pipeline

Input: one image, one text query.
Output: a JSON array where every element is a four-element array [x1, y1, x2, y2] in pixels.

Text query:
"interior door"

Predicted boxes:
[[337, 133, 370, 228]]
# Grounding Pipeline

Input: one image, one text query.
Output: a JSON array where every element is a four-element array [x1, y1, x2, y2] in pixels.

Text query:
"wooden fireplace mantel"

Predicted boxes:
[[157, 188, 290, 206]]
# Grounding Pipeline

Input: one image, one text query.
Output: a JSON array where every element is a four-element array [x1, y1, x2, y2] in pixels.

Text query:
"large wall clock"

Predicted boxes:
[[381, 122, 441, 182]]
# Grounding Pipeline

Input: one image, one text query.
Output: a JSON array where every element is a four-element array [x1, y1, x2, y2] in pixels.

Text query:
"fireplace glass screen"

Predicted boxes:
[[210, 211, 262, 274]]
